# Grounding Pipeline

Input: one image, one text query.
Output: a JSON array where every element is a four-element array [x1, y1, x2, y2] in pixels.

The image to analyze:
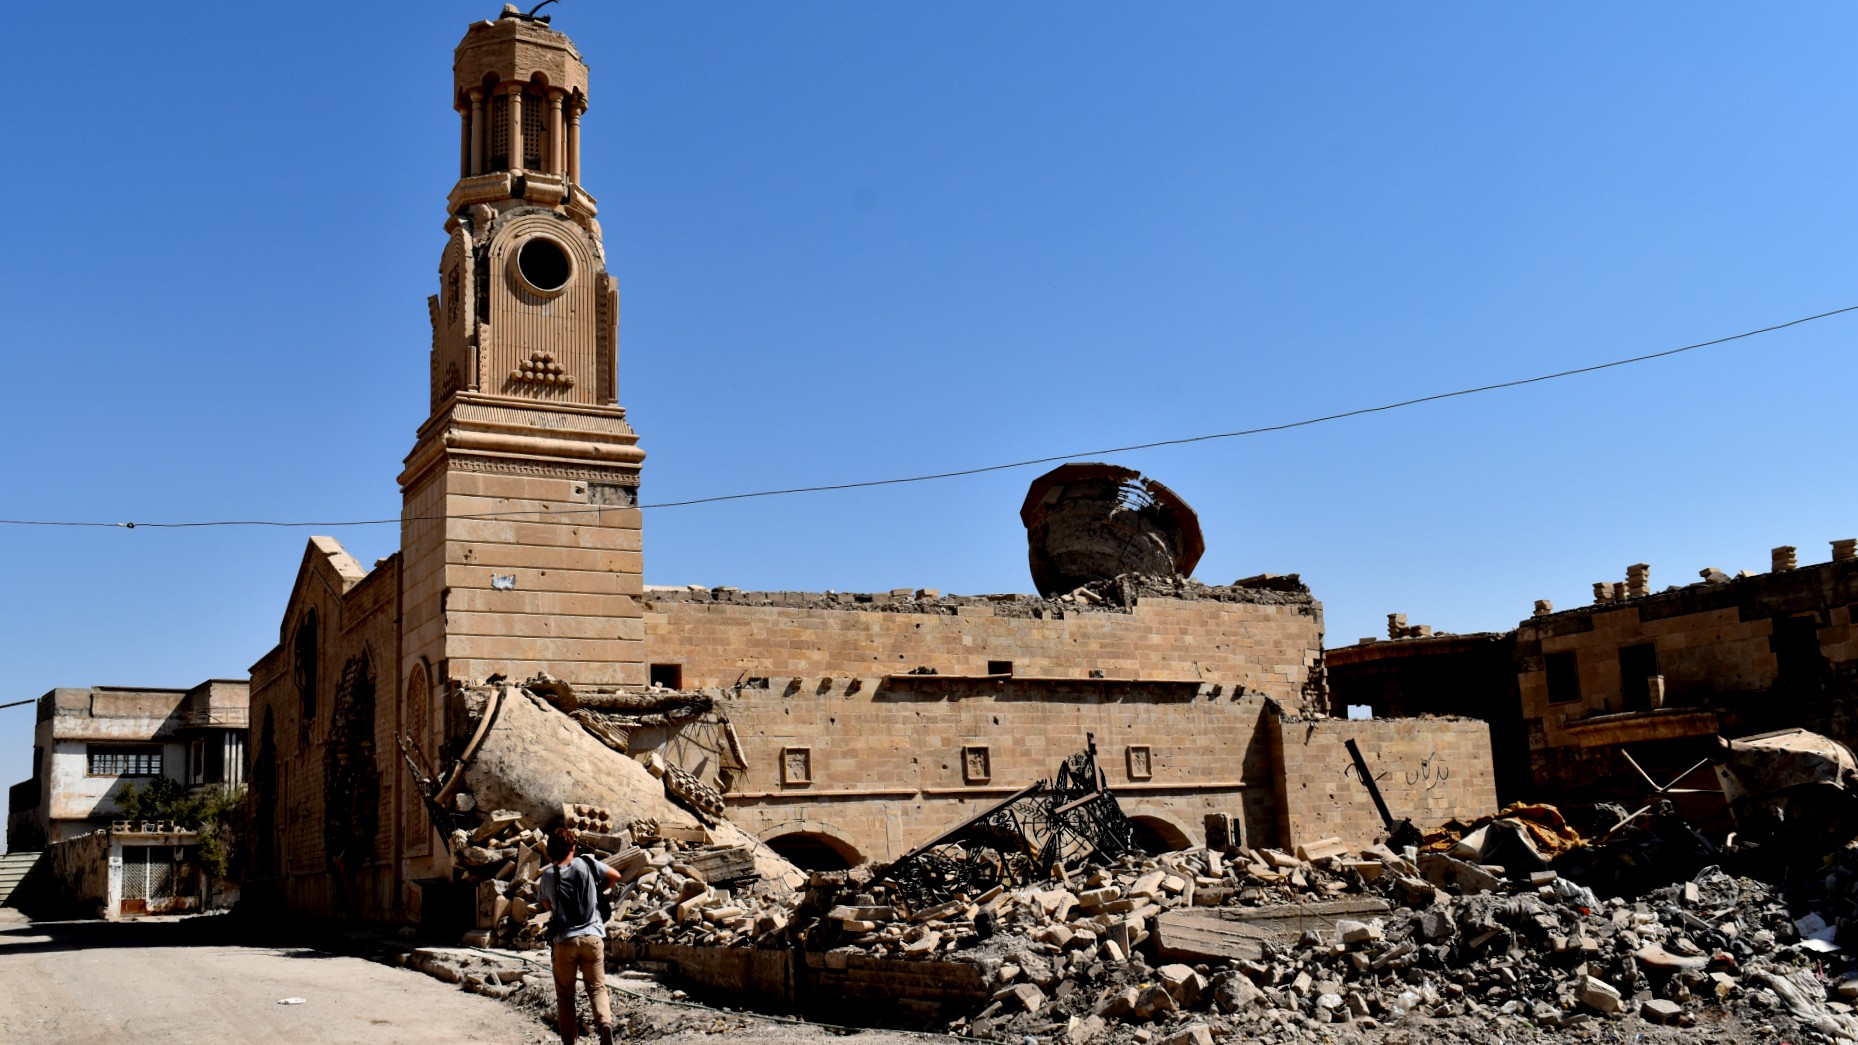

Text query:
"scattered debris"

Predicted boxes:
[[880, 735, 1137, 911]]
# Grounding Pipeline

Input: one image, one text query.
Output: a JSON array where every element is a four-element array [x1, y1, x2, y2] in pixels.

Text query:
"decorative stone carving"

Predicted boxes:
[[1126, 745, 1153, 781], [508, 349, 574, 390], [781, 747, 811, 786], [962, 745, 991, 784]]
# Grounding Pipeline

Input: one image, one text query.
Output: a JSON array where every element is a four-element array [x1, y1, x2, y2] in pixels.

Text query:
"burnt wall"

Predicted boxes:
[[1518, 556, 1858, 800]]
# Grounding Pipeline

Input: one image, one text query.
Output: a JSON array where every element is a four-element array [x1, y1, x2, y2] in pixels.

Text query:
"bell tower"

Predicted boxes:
[[400, 7, 645, 701]]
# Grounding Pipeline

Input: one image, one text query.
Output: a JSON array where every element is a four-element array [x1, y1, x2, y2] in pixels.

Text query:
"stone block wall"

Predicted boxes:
[[1515, 555, 1858, 799], [245, 537, 405, 923], [1325, 633, 1530, 803], [401, 464, 646, 693], [713, 677, 1279, 863], [1271, 716, 1497, 852], [643, 586, 1324, 711]]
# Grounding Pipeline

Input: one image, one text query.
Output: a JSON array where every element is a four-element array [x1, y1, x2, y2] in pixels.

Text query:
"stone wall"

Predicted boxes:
[[1325, 634, 1530, 803], [709, 677, 1279, 864], [246, 537, 406, 922], [1517, 553, 1858, 799], [45, 829, 109, 912], [643, 582, 1324, 712], [1270, 716, 1497, 852], [618, 941, 993, 1028]]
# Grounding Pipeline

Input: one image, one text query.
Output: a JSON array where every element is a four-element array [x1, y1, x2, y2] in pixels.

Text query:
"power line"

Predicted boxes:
[[2, 302, 1852, 531]]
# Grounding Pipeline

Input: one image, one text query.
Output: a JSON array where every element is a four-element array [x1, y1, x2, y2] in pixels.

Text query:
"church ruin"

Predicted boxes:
[[241, 8, 1498, 923]]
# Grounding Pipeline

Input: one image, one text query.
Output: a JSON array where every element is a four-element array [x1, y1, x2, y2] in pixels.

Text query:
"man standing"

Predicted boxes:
[[538, 827, 622, 1045]]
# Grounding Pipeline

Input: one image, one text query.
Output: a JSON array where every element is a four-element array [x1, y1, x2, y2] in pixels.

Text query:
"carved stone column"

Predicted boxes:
[[567, 99, 583, 184], [507, 85, 525, 172], [468, 88, 486, 176], [547, 92, 565, 174]]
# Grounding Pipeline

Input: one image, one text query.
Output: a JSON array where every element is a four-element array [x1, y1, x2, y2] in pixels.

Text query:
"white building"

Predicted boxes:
[[7, 680, 248, 850]]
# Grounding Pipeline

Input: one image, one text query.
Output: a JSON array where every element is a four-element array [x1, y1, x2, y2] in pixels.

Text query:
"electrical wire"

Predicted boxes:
[[2, 302, 1852, 531]]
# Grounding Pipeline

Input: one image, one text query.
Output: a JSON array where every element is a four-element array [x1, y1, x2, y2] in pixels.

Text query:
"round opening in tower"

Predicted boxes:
[[517, 237, 572, 292]]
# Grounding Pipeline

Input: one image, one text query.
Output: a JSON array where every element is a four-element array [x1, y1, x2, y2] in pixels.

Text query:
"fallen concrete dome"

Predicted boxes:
[[461, 685, 803, 888], [1020, 462, 1205, 598]]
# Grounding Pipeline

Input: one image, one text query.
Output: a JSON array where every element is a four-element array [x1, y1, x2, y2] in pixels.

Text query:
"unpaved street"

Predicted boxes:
[[0, 910, 548, 1044]]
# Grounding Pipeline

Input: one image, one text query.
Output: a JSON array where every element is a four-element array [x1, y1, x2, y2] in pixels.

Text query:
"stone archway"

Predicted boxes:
[[757, 820, 864, 871], [1124, 809, 1196, 855]]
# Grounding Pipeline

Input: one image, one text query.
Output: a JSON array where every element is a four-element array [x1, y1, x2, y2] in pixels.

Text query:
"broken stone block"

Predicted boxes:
[[1133, 984, 1178, 1021], [1161, 1025, 1213, 1045], [1641, 998, 1684, 1024], [1417, 907, 1457, 941], [1066, 1014, 1107, 1043], [1155, 963, 1207, 1007], [1210, 970, 1264, 1012], [901, 930, 942, 955], [1417, 852, 1501, 894], [1128, 870, 1166, 898], [1634, 941, 1708, 973], [1095, 986, 1139, 1020], [1295, 837, 1347, 863], [1578, 975, 1624, 1013], [994, 982, 1047, 1013], [1334, 919, 1383, 946], [1391, 875, 1438, 908]]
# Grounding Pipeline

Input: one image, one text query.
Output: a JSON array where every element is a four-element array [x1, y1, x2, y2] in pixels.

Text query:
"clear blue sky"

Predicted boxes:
[[4, 2, 1855, 829]]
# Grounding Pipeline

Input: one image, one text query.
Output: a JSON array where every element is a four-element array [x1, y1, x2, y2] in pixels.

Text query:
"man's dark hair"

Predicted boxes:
[[547, 826, 578, 863]]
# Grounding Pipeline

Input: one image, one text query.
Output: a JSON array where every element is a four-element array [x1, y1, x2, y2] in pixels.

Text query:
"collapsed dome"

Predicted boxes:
[[1019, 462, 1205, 598]]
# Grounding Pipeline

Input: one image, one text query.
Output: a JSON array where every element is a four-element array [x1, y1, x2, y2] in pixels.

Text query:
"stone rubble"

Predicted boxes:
[[448, 804, 781, 952], [430, 789, 1858, 1044]]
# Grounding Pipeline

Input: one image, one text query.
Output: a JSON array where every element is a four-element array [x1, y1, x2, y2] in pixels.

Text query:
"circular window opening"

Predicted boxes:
[[518, 237, 571, 292]]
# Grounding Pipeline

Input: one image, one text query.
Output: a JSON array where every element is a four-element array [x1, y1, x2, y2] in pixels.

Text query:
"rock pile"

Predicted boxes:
[[907, 839, 1858, 1044], [451, 803, 778, 952]]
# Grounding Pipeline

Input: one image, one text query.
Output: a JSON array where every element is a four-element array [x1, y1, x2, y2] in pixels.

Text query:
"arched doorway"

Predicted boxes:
[[1127, 814, 1193, 855], [763, 831, 863, 872]]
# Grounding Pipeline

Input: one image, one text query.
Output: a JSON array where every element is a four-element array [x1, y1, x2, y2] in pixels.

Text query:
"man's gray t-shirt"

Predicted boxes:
[[539, 854, 604, 942]]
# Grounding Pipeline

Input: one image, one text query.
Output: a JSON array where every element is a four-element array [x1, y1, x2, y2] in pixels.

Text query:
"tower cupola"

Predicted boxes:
[[426, 6, 622, 417]]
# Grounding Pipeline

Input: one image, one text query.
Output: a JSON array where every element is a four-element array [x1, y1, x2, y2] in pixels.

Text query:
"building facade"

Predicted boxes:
[[6, 680, 249, 851], [238, 11, 1497, 922], [1329, 541, 1858, 808]]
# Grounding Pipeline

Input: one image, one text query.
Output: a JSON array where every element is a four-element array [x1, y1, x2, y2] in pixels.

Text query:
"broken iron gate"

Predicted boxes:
[[881, 734, 1138, 911]]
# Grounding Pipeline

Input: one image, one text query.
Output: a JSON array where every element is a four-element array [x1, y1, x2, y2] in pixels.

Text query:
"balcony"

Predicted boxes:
[[182, 708, 250, 729]]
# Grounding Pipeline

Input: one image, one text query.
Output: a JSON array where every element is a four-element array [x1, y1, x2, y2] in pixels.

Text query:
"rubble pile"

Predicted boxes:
[[895, 837, 1858, 1044], [449, 803, 778, 952], [409, 725, 1858, 1043]]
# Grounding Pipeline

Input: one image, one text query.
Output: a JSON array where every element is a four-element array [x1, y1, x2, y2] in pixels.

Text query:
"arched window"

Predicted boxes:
[[291, 608, 319, 744]]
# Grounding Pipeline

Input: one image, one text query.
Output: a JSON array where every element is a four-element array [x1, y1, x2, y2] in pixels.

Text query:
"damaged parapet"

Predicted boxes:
[[1020, 462, 1205, 598]]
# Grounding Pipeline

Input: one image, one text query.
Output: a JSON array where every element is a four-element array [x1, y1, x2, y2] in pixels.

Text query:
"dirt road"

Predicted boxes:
[[0, 909, 549, 1044]]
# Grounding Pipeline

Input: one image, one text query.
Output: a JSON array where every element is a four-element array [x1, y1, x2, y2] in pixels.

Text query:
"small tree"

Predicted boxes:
[[193, 785, 247, 880], [113, 778, 245, 879], [115, 776, 193, 824]]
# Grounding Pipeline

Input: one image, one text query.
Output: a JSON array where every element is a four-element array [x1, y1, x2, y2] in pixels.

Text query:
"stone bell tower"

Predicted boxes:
[[399, 8, 645, 708]]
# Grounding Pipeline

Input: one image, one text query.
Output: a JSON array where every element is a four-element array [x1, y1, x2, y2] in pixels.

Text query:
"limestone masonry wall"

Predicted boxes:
[[1271, 716, 1497, 852], [712, 678, 1280, 863], [643, 586, 1323, 711]]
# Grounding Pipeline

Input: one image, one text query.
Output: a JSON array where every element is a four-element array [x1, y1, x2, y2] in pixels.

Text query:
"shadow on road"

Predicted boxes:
[[0, 914, 348, 959]]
